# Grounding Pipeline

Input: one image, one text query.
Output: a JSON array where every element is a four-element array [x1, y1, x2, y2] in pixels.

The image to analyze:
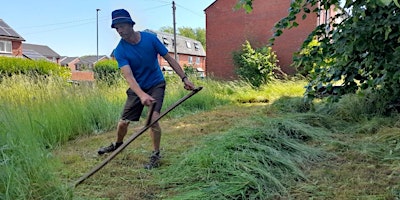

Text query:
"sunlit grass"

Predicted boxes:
[[157, 113, 331, 199], [1, 74, 285, 199], [2, 73, 399, 199]]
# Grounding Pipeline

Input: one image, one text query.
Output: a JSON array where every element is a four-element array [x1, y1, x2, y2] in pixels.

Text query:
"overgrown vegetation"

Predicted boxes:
[[0, 57, 70, 79], [231, 0, 400, 127], [0, 66, 276, 199], [1, 68, 399, 199], [2, 0, 400, 197], [93, 59, 121, 84], [237, 0, 400, 109], [233, 40, 279, 88]]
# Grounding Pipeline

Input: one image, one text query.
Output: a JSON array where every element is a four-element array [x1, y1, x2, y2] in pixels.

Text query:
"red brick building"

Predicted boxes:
[[0, 19, 24, 57], [149, 30, 206, 77], [205, 0, 327, 80]]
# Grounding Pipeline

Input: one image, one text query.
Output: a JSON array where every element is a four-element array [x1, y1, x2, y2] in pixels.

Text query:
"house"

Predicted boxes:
[[76, 55, 108, 71], [22, 43, 61, 63], [1, 18, 98, 82], [60, 55, 108, 82], [145, 30, 206, 76], [0, 19, 25, 57], [204, 0, 334, 80], [111, 30, 206, 77], [60, 56, 79, 70]]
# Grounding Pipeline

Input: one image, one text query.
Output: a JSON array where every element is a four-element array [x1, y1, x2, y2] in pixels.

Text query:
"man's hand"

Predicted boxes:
[[139, 93, 156, 106], [183, 78, 196, 90]]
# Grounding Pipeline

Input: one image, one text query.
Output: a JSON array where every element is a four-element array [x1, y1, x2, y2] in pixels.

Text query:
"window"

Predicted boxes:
[[188, 56, 193, 64], [162, 37, 169, 45], [0, 40, 12, 53], [196, 57, 200, 64], [185, 41, 192, 49]]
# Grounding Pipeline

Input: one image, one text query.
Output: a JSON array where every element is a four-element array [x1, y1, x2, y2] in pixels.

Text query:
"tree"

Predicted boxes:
[[193, 27, 206, 48], [159, 26, 174, 34], [237, 0, 400, 111]]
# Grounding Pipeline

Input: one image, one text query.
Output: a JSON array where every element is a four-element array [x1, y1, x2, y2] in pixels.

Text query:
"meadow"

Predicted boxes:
[[1, 74, 399, 199]]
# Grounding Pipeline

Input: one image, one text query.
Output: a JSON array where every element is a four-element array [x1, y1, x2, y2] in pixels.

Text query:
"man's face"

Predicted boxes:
[[114, 23, 134, 40]]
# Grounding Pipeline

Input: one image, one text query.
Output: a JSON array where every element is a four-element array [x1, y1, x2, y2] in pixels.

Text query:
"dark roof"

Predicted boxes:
[[0, 19, 25, 41], [77, 55, 108, 65], [22, 49, 49, 60], [204, 0, 217, 11], [22, 43, 60, 58], [60, 56, 79, 65], [144, 29, 206, 57]]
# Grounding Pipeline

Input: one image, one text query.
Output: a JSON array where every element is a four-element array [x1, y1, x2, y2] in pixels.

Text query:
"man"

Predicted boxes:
[[98, 9, 195, 170]]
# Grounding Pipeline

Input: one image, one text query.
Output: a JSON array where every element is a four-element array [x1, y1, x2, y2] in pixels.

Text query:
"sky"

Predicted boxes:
[[1, 0, 216, 57]]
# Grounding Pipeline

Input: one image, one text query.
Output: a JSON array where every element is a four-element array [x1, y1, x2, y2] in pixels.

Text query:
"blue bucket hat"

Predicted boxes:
[[111, 9, 135, 28]]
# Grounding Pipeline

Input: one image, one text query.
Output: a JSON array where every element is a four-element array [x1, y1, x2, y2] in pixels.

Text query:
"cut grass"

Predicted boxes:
[[156, 112, 333, 199], [3, 74, 399, 199], [55, 104, 267, 199], [54, 102, 400, 199]]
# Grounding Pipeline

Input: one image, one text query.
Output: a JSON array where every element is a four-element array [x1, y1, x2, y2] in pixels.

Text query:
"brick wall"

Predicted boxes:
[[71, 71, 94, 81], [158, 53, 206, 70], [205, 0, 318, 80], [12, 41, 22, 57]]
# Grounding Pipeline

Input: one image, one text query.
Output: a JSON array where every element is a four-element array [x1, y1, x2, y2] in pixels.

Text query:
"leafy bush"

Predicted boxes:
[[0, 57, 70, 79], [292, 38, 324, 77], [271, 0, 400, 113], [233, 40, 278, 88], [93, 59, 121, 84], [183, 64, 196, 75]]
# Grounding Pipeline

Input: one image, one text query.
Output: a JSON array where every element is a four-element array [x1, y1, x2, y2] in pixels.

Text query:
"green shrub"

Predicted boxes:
[[233, 40, 279, 88], [0, 57, 70, 79], [183, 64, 196, 75], [93, 60, 121, 84]]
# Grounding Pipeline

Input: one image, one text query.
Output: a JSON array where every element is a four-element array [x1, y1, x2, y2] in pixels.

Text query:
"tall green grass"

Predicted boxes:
[[1, 74, 282, 199], [0, 75, 125, 199], [5, 72, 392, 199]]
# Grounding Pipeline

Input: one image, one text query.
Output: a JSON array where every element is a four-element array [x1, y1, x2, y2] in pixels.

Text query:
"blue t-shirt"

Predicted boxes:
[[114, 31, 168, 90]]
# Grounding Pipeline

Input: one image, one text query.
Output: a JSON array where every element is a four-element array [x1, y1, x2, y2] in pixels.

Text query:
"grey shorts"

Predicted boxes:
[[120, 81, 166, 121]]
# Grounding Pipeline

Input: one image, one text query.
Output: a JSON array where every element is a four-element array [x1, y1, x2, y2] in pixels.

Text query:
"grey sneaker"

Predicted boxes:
[[98, 142, 122, 155], [144, 151, 161, 170]]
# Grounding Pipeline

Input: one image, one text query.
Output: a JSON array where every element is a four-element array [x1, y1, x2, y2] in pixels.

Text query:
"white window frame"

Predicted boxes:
[[188, 56, 193, 64], [0, 40, 12, 53], [185, 41, 192, 49]]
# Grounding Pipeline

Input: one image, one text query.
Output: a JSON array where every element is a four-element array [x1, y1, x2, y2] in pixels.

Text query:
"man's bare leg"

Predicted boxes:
[[98, 120, 129, 155], [144, 112, 162, 169], [149, 112, 161, 152], [116, 120, 130, 143]]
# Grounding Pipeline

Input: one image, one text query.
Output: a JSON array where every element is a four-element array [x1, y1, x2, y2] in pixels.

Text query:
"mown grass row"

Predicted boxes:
[[152, 94, 400, 199], [157, 113, 333, 199]]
